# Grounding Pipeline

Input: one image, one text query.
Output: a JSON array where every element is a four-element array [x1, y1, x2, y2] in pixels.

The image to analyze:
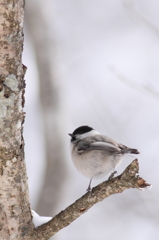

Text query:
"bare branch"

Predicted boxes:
[[122, 0, 159, 40], [109, 65, 159, 101], [32, 159, 151, 239]]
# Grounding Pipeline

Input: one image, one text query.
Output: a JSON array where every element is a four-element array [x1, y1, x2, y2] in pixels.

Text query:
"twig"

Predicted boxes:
[[122, 0, 159, 40], [32, 159, 151, 239], [109, 65, 159, 101]]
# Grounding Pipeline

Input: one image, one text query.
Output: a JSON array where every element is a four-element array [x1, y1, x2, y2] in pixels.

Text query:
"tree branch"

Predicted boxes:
[[33, 159, 151, 239], [109, 65, 159, 101]]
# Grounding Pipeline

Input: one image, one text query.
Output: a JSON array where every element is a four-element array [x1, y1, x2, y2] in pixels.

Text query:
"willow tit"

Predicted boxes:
[[69, 125, 139, 192]]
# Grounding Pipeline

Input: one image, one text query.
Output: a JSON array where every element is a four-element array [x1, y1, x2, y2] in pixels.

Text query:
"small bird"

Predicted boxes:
[[69, 125, 139, 192]]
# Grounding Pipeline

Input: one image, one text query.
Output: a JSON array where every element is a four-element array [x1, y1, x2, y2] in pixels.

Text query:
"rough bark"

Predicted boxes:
[[32, 159, 150, 240], [0, 0, 34, 239], [0, 1, 151, 240]]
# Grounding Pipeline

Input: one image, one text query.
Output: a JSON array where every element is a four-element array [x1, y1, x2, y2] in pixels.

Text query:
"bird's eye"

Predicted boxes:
[[71, 136, 76, 142]]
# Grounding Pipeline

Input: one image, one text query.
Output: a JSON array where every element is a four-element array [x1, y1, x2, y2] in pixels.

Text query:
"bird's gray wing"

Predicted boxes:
[[77, 135, 121, 154]]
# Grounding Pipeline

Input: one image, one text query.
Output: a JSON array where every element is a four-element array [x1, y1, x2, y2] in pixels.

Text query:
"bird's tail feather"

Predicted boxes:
[[129, 148, 140, 154], [121, 148, 140, 154]]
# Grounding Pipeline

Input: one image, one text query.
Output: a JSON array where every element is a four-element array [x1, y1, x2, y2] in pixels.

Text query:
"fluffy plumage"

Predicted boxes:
[[69, 125, 139, 191]]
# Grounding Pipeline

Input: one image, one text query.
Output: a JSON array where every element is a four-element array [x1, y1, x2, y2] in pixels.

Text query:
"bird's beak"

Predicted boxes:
[[68, 133, 74, 137]]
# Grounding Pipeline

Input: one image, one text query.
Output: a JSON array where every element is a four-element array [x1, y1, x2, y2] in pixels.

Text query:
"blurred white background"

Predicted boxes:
[[23, 0, 159, 239]]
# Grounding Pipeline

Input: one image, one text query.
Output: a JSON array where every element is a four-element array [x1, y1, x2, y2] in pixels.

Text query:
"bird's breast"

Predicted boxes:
[[71, 149, 122, 179]]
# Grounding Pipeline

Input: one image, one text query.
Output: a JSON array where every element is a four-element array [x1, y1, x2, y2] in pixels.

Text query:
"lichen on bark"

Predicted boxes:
[[0, 0, 34, 239]]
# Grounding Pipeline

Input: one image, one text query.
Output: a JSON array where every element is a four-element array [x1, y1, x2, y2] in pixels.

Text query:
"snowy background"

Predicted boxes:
[[23, 0, 159, 239]]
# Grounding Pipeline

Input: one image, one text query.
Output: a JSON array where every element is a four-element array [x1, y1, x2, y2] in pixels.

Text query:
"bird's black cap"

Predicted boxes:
[[72, 125, 93, 135], [68, 126, 94, 142]]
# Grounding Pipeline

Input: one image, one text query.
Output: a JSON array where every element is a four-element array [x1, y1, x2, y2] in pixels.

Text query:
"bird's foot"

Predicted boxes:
[[86, 186, 92, 197], [86, 185, 92, 192], [108, 171, 117, 180], [86, 179, 92, 193]]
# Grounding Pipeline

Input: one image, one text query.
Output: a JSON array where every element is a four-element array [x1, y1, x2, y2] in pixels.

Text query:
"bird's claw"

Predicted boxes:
[[108, 171, 117, 180]]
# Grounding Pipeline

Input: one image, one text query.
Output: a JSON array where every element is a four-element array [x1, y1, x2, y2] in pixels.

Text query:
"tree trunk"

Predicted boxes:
[[25, 0, 68, 216], [0, 0, 34, 239]]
